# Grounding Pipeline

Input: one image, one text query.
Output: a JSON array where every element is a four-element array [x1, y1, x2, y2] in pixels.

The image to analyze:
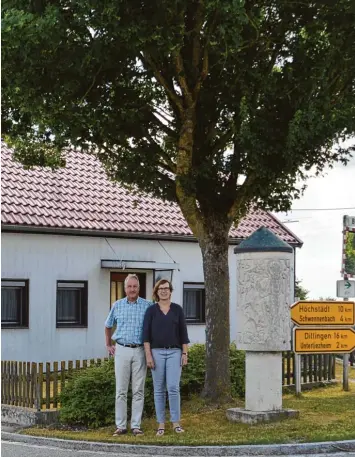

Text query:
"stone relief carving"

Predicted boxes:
[[236, 257, 291, 350]]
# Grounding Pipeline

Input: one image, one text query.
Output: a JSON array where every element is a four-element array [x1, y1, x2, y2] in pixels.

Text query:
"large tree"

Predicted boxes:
[[2, 0, 355, 402]]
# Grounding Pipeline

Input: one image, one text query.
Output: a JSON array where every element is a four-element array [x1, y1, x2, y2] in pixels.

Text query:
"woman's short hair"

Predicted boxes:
[[152, 279, 173, 302]]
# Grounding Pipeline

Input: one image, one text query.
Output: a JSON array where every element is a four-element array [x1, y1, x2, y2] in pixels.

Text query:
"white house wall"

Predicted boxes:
[[0, 233, 221, 361], [1, 232, 294, 362]]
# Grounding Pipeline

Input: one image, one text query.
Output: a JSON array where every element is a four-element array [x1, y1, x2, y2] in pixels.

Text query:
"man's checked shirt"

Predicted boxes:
[[105, 297, 152, 345]]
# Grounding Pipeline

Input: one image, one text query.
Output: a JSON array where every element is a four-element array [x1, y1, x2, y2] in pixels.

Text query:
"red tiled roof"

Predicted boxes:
[[1, 144, 302, 245]]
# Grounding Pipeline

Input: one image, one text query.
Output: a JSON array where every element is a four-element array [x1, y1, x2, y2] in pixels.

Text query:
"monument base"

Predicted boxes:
[[226, 407, 299, 425]]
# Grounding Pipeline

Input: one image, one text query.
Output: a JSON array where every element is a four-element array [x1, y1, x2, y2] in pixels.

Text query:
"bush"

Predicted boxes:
[[59, 358, 116, 428], [180, 344, 245, 399], [229, 343, 246, 398], [59, 344, 245, 428]]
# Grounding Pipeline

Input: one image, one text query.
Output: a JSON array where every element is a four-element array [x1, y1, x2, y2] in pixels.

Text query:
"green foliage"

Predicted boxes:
[[181, 343, 245, 399], [229, 343, 246, 398], [345, 232, 355, 275], [59, 345, 245, 428], [2, 1, 355, 213], [295, 279, 309, 301], [59, 359, 116, 428]]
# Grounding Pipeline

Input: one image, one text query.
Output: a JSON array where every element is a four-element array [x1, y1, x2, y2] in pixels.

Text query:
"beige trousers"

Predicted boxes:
[[114, 344, 147, 429]]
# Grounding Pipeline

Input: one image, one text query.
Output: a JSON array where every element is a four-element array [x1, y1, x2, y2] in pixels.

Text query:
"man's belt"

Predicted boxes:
[[117, 342, 143, 348]]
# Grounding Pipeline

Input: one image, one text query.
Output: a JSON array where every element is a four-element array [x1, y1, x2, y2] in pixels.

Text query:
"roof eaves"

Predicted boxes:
[[1, 223, 302, 247], [1, 223, 199, 243], [229, 236, 301, 247]]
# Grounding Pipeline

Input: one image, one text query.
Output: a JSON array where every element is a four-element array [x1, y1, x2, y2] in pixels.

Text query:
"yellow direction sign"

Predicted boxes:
[[290, 301, 355, 326], [293, 327, 355, 354]]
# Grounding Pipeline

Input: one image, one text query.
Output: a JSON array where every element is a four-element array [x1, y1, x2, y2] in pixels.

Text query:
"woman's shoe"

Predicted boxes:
[[174, 425, 185, 433], [156, 428, 165, 436]]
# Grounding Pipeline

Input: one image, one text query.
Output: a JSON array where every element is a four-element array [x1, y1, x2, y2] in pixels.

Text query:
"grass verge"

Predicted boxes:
[[21, 383, 355, 446]]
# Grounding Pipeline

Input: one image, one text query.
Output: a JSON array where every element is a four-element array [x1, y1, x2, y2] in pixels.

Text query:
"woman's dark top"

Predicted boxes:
[[143, 302, 190, 349]]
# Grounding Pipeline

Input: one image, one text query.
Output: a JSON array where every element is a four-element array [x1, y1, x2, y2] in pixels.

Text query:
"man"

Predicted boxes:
[[105, 274, 152, 436]]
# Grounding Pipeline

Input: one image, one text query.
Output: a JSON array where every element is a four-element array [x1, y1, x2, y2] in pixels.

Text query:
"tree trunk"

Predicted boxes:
[[175, 113, 232, 402], [199, 219, 231, 402]]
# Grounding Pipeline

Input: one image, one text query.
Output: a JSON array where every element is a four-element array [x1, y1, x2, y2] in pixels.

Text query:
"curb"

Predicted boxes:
[[2, 431, 355, 456]]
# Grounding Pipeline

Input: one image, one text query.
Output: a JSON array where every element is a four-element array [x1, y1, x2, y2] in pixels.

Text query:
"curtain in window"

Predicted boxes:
[[57, 289, 81, 323], [183, 290, 200, 320], [1, 288, 21, 323]]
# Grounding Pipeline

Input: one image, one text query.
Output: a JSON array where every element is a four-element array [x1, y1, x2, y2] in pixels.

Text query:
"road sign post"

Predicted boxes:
[[343, 296, 350, 391], [294, 353, 301, 396]]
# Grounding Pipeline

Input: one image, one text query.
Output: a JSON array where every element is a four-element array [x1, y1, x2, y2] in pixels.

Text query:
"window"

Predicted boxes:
[[183, 283, 205, 324], [56, 281, 88, 328], [1, 279, 29, 328], [154, 270, 173, 284]]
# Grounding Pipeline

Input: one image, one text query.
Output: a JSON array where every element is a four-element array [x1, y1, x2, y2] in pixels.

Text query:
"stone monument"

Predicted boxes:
[[226, 226, 299, 424]]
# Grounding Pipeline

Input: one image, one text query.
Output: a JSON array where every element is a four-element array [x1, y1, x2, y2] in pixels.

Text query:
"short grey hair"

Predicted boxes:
[[124, 274, 140, 288]]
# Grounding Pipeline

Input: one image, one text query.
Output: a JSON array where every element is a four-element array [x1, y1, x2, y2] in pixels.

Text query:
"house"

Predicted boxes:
[[1, 144, 303, 362]]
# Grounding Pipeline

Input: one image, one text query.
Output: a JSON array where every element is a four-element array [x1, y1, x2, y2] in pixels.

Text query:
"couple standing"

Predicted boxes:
[[105, 274, 189, 437]]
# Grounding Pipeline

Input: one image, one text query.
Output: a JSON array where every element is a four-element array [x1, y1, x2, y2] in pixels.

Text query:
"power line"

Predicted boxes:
[[158, 241, 177, 264], [287, 207, 355, 212]]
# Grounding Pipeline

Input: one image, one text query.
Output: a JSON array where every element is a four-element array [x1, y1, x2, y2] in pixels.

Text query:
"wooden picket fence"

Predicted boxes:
[[2, 353, 335, 411], [282, 352, 335, 386], [1, 358, 108, 411]]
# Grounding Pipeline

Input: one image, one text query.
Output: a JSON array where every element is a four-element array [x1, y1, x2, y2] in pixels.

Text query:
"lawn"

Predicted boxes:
[[22, 381, 355, 446]]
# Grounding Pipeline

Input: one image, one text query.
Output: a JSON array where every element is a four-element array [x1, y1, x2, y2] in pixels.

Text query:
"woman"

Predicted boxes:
[[143, 279, 189, 436]]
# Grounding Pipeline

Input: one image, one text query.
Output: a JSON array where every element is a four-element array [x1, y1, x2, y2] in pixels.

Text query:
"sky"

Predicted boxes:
[[275, 152, 355, 300]]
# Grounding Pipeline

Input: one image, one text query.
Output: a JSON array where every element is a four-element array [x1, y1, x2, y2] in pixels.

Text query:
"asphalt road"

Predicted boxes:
[[3, 441, 147, 457], [2, 441, 355, 457]]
